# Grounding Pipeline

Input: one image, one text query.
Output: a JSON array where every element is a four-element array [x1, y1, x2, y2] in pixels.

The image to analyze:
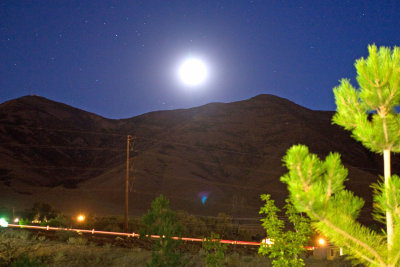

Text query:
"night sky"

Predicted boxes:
[[1, 1, 400, 119]]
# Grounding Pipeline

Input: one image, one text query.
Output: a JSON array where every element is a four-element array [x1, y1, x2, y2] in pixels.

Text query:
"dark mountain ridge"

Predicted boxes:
[[0, 94, 395, 224]]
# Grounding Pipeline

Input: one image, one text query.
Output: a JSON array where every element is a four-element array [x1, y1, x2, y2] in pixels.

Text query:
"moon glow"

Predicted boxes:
[[178, 57, 208, 87]]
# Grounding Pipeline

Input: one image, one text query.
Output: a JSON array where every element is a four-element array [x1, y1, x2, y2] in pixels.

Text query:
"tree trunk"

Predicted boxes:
[[383, 149, 393, 250]]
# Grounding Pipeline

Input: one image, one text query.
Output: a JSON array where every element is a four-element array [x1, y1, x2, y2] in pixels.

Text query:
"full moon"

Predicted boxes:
[[178, 57, 208, 87]]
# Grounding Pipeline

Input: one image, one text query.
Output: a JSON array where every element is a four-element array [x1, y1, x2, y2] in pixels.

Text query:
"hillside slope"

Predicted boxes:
[[0, 95, 394, 224]]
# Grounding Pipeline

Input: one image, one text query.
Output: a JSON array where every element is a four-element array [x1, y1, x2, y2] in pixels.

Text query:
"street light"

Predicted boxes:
[[318, 237, 326, 246], [77, 214, 85, 222]]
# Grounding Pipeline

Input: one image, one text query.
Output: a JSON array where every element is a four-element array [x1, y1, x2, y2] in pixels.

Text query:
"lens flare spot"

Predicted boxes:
[[198, 191, 210, 205]]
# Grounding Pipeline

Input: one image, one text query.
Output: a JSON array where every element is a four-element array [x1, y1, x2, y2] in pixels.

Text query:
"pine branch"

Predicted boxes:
[[314, 213, 385, 266], [281, 145, 390, 266], [278, 45, 400, 266]]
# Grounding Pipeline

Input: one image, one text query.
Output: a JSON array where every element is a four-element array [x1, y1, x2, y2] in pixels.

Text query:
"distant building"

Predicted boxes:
[[313, 244, 343, 260]]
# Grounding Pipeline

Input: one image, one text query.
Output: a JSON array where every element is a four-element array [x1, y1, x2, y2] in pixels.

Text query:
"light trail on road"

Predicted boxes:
[[5, 223, 316, 250]]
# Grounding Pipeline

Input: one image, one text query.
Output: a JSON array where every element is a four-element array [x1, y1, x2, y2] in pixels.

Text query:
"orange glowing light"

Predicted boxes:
[[318, 237, 326, 246], [77, 215, 85, 222]]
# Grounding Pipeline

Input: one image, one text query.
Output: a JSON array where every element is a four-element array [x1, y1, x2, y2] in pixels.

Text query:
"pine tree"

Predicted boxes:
[[281, 45, 400, 267], [333, 44, 400, 249], [140, 195, 187, 267]]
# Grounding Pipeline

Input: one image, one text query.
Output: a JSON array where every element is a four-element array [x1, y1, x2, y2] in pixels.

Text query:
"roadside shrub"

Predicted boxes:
[[55, 230, 79, 242], [92, 216, 123, 232], [202, 232, 227, 267], [67, 237, 88, 246], [177, 210, 207, 237], [19, 218, 30, 226], [43, 214, 70, 227], [11, 256, 43, 267], [1, 228, 31, 240]]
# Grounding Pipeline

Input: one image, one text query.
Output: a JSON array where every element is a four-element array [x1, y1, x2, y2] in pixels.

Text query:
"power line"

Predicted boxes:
[[136, 136, 266, 157], [1, 157, 278, 193], [0, 152, 276, 187], [133, 168, 279, 193], [0, 123, 268, 157], [7, 175, 270, 215], [0, 140, 380, 176], [0, 142, 123, 152], [0, 123, 383, 173], [3, 164, 110, 171], [0, 143, 379, 195], [3, 145, 377, 195], [0, 123, 128, 137], [138, 150, 277, 179]]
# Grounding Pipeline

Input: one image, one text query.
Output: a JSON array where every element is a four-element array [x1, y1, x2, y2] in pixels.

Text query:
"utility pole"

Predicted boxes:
[[124, 135, 136, 232]]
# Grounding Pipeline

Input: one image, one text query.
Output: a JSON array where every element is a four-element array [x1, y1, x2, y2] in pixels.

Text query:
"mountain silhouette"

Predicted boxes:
[[1, 95, 396, 225]]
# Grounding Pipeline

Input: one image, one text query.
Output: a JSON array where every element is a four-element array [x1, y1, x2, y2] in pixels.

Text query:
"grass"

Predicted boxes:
[[0, 229, 151, 266], [0, 228, 358, 266]]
